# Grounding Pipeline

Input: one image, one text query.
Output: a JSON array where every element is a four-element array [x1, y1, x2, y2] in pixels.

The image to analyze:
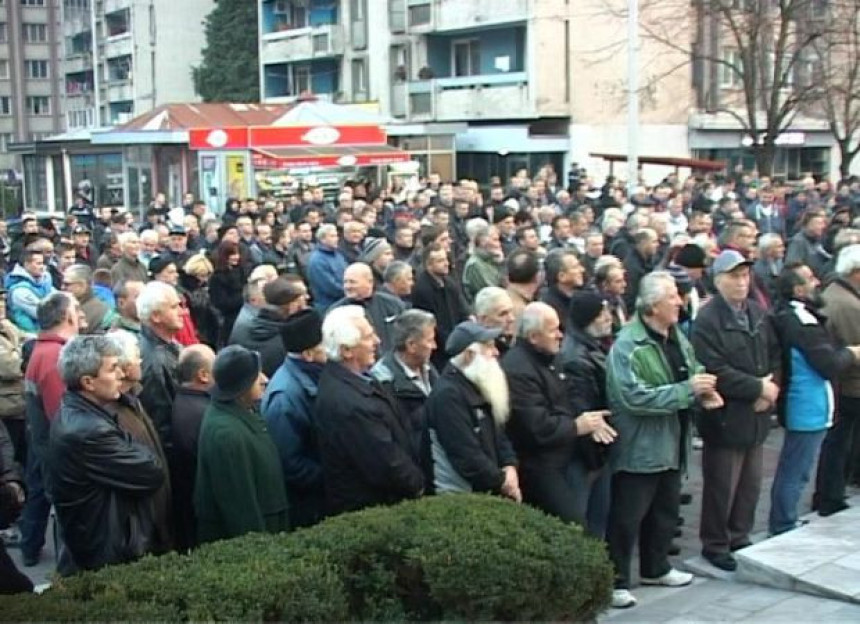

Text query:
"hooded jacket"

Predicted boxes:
[[0, 320, 24, 420], [4, 264, 55, 332], [231, 307, 288, 378]]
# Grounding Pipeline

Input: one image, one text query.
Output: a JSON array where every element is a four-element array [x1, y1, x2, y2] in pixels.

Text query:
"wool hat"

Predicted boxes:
[[148, 255, 175, 279], [211, 345, 262, 402], [492, 205, 515, 224], [667, 264, 694, 296], [281, 308, 323, 354], [674, 243, 707, 269], [568, 290, 608, 330], [445, 321, 502, 356], [359, 237, 391, 264]]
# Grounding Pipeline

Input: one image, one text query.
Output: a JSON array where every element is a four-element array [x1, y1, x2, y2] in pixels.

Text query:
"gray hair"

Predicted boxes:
[[392, 309, 436, 352], [65, 264, 93, 286], [58, 335, 123, 391], [139, 229, 159, 244], [117, 231, 139, 248], [516, 302, 554, 340], [383, 260, 412, 285], [136, 281, 176, 324], [465, 218, 489, 245], [758, 233, 783, 255], [107, 329, 140, 365], [37, 292, 75, 331], [322, 305, 366, 362], [316, 223, 337, 243], [635, 271, 678, 316], [836, 243, 860, 277], [833, 228, 860, 254], [474, 286, 510, 318]]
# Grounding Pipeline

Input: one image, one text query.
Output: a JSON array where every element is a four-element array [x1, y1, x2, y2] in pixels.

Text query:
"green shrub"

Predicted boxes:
[[0, 494, 612, 622]]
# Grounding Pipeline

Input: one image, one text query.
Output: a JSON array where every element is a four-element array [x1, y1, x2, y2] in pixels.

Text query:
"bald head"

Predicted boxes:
[[176, 344, 216, 389], [517, 302, 562, 355], [343, 262, 374, 300]]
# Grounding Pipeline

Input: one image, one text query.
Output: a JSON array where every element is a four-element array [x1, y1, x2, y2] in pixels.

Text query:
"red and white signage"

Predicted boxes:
[[251, 149, 409, 170], [188, 127, 249, 150], [248, 125, 387, 148]]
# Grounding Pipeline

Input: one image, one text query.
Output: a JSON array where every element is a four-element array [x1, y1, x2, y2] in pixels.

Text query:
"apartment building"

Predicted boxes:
[[61, 0, 213, 130], [0, 0, 65, 172]]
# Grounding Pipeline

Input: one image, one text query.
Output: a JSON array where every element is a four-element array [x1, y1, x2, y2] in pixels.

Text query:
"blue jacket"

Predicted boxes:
[[774, 299, 855, 432], [4, 264, 55, 332], [307, 245, 347, 311], [260, 356, 325, 528]]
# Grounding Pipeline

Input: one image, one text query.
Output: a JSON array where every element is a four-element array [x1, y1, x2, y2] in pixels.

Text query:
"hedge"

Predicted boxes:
[[0, 494, 613, 622]]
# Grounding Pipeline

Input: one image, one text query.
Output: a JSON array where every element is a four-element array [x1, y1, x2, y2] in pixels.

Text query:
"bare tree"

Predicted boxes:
[[600, 0, 832, 176]]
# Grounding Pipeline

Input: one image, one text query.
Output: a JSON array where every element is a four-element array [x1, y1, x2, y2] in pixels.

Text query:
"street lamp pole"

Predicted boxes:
[[627, 0, 639, 195]]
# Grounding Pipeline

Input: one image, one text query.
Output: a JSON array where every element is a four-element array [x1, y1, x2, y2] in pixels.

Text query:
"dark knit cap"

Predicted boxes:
[[668, 264, 694, 295], [281, 308, 323, 354], [359, 237, 392, 264], [568, 290, 608, 330], [148, 255, 175, 279], [674, 243, 707, 269], [211, 345, 261, 402]]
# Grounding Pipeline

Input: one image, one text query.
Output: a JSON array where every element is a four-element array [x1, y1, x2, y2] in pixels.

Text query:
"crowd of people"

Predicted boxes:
[[0, 165, 860, 608]]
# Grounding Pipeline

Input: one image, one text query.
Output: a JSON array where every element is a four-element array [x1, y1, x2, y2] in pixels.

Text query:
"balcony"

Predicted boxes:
[[105, 81, 134, 102], [406, 0, 529, 32], [103, 33, 133, 59], [407, 73, 532, 121], [261, 24, 344, 64], [64, 53, 94, 75]]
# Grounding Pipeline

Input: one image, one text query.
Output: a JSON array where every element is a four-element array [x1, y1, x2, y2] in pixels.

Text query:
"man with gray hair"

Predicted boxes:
[[425, 320, 520, 501], [380, 260, 414, 305], [110, 232, 148, 286], [474, 286, 516, 357], [314, 305, 424, 515], [815, 243, 860, 514], [111, 280, 144, 335], [371, 309, 439, 489], [502, 302, 615, 526], [47, 335, 164, 574], [62, 264, 116, 334], [606, 271, 722, 608], [753, 233, 785, 301], [462, 224, 504, 302], [622, 228, 660, 313], [138, 281, 184, 453], [307, 223, 348, 311]]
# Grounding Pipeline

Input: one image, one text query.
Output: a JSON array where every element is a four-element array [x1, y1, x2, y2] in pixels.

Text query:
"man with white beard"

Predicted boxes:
[[425, 321, 521, 501]]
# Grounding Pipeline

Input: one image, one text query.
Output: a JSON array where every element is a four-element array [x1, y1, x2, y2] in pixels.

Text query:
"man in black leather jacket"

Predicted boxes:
[[47, 335, 164, 575], [0, 420, 31, 594]]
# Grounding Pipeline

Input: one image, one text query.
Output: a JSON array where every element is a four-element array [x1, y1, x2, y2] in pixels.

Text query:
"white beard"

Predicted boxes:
[[585, 322, 612, 339], [461, 353, 510, 426]]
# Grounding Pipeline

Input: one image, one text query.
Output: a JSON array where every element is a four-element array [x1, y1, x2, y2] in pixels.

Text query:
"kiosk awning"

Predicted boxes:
[[252, 144, 410, 169]]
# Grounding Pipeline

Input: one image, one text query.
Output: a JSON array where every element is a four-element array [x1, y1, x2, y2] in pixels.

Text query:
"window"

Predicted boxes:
[[0, 97, 10, 115], [0, 23, 7, 43], [293, 65, 310, 95], [23, 23, 48, 43], [26, 96, 50, 115], [352, 58, 367, 101], [408, 3, 430, 27], [64, 0, 91, 9], [25, 59, 49, 79], [0, 60, 8, 79], [452, 39, 480, 77], [22, 0, 46, 6], [720, 49, 743, 88], [351, 0, 365, 21]]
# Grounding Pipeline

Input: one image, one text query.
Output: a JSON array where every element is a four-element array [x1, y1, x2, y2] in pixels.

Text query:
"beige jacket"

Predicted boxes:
[[822, 278, 860, 397], [0, 319, 25, 419]]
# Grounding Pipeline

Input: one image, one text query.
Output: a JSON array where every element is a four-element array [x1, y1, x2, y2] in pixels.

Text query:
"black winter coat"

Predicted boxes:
[[501, 342, 579, 469], [540, 285, 574, 334], [558, 326, 609, 415], [691, 295, 781, 449], [425, 365, 517, 494], [47, 392, 164, 574], [314, 362, 424, 515], [139, 326, 181, 453], [329, 292, 406, 354], [229, 306, 288, 378], [411, 270, 471, 370], [209, 265, 247, 344], [623, 248, 657, 312], [169, 387, 209, 551]]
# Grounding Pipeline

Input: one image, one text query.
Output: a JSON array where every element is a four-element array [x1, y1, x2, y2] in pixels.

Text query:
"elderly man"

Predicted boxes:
[[5, 249, 55, 332], [753, 233, 785, 302], [307, 224, 348, 311], [110, 232, 148, 285], [770, 264, 860, 535], [786, 210, 830, 280], [314, 305, 424, 515], [111, 279, 144, 335], [48, 335, 164, 574], [359, 237, 395, 288], [540, 249, 586, 333], [62, 264, 116, 334], [816, 245, 860, 514], [138, 229, 160, 268], [462, 224, 504, 302], [622, 228, 660, 313], [170, 344, 215, 551], [19, 293, 80, 568], [692, 250, 781, 572], [606, 272, 722, 608], [474, 286, 516, 357], [503, 302, 615, 525], [381, 260, 414, 306], [262, 309, 327, 529], [505, 249, 542, 322], [329, 263, 406, 353], [137, 281, 184, 453], [371, 310, 439, 490], [425, 321, 520, 501]]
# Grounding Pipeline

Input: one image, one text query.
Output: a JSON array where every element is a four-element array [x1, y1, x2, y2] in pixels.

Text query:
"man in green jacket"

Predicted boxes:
[[605, 271, 722, 609], [195, 345, 288, 543]]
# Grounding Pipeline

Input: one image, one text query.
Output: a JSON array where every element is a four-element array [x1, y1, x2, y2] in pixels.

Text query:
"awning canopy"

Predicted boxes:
[[590, 152, 727, 172], [252, 144, 410, 170]]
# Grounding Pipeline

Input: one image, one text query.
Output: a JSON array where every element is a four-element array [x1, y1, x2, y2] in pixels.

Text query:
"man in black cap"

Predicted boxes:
[[314, 305, 424, 515], [262, 308, 327, 528], [559, 290, 618, 537], [195, 345, 288, 543], [425, 321, 521, 501], [162, 225, 190, 269], [72, 225, 97, 269]]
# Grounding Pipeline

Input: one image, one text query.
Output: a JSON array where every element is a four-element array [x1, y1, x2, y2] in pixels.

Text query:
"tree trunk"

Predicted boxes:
[[754, 142, 776, 177], [838, 140, 856, 181]]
